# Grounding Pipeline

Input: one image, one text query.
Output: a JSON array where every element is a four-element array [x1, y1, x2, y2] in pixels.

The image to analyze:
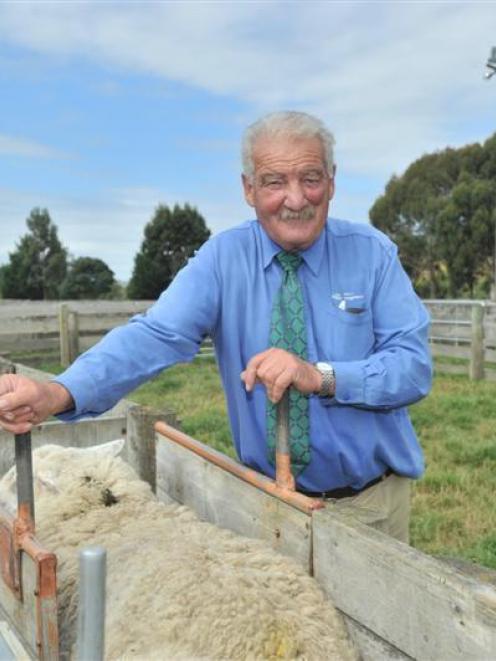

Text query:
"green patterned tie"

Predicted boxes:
[[267, 251, 310, 476]]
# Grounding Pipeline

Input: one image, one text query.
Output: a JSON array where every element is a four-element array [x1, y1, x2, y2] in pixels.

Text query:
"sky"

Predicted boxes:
[[0, 1, 495, 282]]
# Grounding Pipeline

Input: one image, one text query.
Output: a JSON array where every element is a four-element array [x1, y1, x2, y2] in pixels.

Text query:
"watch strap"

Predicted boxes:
[[315, 362, 335, 398]]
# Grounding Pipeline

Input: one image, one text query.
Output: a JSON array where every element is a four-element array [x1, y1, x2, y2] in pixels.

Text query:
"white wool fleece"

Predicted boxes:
[[1, 444, 358, 661]]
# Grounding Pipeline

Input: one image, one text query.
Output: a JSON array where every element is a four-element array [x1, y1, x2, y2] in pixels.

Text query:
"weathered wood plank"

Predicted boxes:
[[429, 342, 471, 359], [0, 550, 39, 658], [0, 619, 30, 659], [313, 508, 496, 660], [345, 617, 411, 661], [155, 435, 312, 571], [126, 407, 178, 492]]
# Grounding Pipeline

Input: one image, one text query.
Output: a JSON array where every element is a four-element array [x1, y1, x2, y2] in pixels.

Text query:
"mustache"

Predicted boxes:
[[279, 206, 316, 222]]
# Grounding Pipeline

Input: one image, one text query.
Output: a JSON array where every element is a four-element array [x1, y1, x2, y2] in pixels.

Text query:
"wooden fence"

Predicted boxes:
[[0, 300, 153, 363], [1, 299, 496, 378], [425, 299, 496, 381], [0, 300, 214, 366]]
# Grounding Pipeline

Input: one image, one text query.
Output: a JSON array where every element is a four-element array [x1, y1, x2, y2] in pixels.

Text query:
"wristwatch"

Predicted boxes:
[[314, 362, 336, 398]]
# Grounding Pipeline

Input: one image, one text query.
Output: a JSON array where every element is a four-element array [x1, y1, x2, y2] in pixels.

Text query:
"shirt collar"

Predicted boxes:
[[259, 220, 327, 277]]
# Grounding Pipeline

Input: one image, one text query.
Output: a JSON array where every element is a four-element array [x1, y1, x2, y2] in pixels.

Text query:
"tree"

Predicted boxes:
[[370, 137, 496, 298], [59, 257, 116, 300], [1, 208, 67, 299], [128, 204, 211, 299], [436, 176, 496, 296], [0, 265, 7, 299]]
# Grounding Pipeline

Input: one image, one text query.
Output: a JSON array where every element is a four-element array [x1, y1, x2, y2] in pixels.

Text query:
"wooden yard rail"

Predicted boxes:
[[425, 299, 496, 381], [0, 300, 154, 366], [1, 298, 496, 376], [0, 300, 214, 367]]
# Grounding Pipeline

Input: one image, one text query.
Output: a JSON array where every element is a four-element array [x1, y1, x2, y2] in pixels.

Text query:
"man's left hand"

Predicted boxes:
[[241, 348, 322, 403]]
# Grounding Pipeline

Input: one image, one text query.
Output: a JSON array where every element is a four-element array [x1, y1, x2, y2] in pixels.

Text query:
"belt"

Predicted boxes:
[[299, 468, 394, 500]]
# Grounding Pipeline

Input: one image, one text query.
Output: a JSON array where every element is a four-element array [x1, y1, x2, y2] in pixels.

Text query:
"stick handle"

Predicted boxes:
[[5, 364, 36, 529], [275, 391, 295, 491], [15, 432, 35, 528]]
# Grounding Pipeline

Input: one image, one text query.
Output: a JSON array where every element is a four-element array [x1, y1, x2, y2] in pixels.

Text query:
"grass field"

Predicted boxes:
[[129, 359, 496, 570], [16, 353, 496, 570]]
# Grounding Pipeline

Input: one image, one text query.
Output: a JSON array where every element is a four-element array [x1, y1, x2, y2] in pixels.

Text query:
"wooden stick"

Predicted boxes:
[[275, 391, 295, 491]]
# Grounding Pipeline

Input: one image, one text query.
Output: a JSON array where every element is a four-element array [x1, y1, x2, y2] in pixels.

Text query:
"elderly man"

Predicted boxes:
[[0, 111, 432, 543]]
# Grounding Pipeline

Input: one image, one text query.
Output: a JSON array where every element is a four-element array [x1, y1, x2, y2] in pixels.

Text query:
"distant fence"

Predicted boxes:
[[424, 300, 496, 381], [0, 300, 153, 365], [0, 300, 214, 366], [1, 299, 495, 378]]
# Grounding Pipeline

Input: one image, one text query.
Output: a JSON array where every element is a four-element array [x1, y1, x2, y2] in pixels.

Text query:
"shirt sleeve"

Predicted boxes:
[[330, 243, 432, 409], [54, 241, 220, 420]]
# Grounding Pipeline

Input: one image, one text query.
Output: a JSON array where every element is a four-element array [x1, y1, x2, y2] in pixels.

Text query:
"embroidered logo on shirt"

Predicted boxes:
[[331, 292, 366, 313]]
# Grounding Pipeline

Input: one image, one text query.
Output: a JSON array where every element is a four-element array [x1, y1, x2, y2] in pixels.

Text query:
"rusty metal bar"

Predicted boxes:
[[275, 391, 295, 491], [154, 421, 324, 514], [0, 506, 59, 659]]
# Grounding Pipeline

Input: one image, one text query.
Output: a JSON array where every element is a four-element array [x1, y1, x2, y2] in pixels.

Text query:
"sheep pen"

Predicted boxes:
[[0, 440, 358, 660]]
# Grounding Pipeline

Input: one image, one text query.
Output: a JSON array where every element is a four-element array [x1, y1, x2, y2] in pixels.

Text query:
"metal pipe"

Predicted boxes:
[[15, 431, 35, 527], [154, 421, 324, 513], [77, 546, 106, 661]]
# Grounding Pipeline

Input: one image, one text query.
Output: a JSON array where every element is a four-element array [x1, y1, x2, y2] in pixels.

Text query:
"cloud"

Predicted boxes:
[[0, 0, 494, 268], [0, 1, 493, 183], [0, 134, 70, 159]]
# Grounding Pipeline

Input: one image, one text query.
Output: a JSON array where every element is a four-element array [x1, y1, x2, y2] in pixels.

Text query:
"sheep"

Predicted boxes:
[[0, 440, 358, 660]]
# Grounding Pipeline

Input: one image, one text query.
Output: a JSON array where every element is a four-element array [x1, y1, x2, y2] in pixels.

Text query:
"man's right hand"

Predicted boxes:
[[0, 375, 74, 434]]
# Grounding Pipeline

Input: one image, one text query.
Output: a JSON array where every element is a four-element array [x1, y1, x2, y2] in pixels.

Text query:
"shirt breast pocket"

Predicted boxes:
[[325, 301, 374, 359]]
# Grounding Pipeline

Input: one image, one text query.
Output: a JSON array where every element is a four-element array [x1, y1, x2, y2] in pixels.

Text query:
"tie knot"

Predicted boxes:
[[276, 251, 302, 273]]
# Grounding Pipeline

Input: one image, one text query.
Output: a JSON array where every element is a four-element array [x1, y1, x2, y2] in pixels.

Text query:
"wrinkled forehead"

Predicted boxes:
[[251, 133, 327, 176]]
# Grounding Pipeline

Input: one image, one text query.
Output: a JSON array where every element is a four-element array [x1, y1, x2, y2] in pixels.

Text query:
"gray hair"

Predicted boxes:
[[241, 111, 336, 179]]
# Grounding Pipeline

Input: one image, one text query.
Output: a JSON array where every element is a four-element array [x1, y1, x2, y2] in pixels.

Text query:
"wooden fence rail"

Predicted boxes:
[[1, 299, 495, 377], [424, 299, 496, 381], [0, 300, 215, 367]]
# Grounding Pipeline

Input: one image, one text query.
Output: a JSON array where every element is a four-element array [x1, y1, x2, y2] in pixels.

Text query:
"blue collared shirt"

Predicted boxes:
[[55, 218, 432, 492]]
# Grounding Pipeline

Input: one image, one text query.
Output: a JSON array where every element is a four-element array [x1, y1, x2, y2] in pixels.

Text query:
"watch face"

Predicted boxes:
[[316, 362, 332, 373]]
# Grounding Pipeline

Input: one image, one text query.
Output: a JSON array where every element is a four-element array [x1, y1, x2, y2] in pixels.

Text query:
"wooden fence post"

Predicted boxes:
[[59, 303, 70, 368], [60, 305, 80, 366], [68, 311, 80, 363], [126, 405, 180, 493], [0, 357, 15, 375], [470, 303, 485, 380]]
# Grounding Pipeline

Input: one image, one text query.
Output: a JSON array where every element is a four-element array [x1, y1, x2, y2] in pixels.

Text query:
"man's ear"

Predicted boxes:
[[242, 174, 255, 207]]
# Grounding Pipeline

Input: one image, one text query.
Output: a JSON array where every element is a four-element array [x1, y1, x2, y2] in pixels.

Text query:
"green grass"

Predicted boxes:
[[27, 355, 496, 570], [131, 359, 235, 458], [409, 372, 496, 569]]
